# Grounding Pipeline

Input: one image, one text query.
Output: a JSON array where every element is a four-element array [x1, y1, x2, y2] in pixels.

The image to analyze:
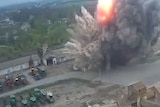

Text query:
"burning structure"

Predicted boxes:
[[64, 0, 160, 72]]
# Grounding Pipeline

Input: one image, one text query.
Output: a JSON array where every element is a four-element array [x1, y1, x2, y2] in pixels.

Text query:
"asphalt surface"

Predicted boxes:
[[0, 71, 97, 98], [95, 60, 160, 86], [23, 69, 35, 83], [2, 59, 160, 98]]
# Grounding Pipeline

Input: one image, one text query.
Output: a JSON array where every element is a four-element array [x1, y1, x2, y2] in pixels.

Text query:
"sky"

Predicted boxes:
[[0, 0, 38, 7]]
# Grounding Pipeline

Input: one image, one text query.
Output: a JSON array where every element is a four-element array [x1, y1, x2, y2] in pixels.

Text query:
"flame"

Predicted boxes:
[[97, 0, 115, 25]]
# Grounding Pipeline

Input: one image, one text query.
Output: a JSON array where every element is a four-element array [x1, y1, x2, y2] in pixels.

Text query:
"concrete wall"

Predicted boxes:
[[0, 56, 70, 76], [43, 59, 47, 66], [0, 60, 39, 76]]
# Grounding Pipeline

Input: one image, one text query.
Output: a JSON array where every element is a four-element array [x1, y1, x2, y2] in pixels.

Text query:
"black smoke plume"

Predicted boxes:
[[64, 0, 160, 71]]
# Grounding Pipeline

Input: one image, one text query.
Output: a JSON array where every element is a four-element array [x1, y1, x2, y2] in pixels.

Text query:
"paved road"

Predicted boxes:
[[95, 60, 160, 86], [2, 59, 160, 97], [23, 69, 35, 83], [0, 71, 97, 98]]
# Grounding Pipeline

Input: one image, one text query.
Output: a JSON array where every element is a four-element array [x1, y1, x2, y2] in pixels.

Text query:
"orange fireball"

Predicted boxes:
[[97, 0, 115, 25]]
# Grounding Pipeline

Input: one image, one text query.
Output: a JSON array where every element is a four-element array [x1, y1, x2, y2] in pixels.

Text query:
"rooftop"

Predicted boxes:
[[0, 48, 67, 70], [0, 54, 39, 70]]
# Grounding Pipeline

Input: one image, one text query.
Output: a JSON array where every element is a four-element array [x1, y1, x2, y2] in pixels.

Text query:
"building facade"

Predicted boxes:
[[0, 55, 40, 76]]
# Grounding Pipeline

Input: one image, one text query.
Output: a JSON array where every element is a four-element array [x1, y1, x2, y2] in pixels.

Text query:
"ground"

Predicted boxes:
[[46, 61, 74, 77], [1, 39, 160, 107], [0, 79, 125, 107], [45, 79, 123, 107]]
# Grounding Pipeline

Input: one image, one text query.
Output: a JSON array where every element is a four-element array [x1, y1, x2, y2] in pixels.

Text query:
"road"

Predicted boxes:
[[1, 59, 160, 97], [0, 71, 97, 98], [95, 60, 160, 86]]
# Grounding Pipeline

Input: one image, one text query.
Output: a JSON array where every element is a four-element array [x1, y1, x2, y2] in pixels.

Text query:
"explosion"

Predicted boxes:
[[64, 0, 160, 72], [97, 0, 115, 25]]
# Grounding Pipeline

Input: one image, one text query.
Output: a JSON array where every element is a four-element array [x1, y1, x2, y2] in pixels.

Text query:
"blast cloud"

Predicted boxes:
[[64, 0, 160, 72]]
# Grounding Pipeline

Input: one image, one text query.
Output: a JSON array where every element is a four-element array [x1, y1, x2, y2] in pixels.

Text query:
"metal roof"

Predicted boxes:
[[0, 54, 39, 70], [0, 48, 67, 71]]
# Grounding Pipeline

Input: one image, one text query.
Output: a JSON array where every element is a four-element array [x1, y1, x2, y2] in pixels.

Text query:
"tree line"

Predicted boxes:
[[0, 4, 95, 62]]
